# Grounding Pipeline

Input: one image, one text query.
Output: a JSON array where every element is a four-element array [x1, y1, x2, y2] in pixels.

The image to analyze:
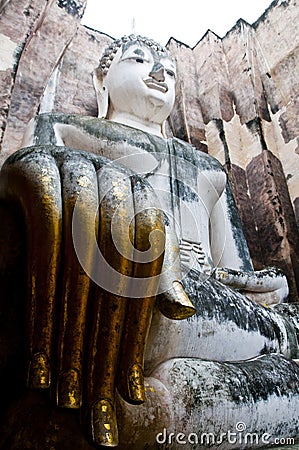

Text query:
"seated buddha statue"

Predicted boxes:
[[0, 34, 298, 449]]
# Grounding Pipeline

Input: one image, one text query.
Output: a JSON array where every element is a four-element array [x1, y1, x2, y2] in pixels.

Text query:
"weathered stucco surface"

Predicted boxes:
[[0, 2, 299, 448]]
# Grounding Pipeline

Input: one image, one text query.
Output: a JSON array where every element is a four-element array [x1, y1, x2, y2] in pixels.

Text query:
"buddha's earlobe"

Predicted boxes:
[[93, 68, 109, 118], [161, 121, 167, 138]]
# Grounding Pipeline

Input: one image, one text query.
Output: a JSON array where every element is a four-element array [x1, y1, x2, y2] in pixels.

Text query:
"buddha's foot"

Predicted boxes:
[[158, 281, 196, 320], [28, 351, 51, 389], [91, 399, 119, 447], [56, 369, 81, 408]]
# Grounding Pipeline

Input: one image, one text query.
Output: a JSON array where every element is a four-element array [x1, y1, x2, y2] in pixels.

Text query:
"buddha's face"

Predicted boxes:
[[103, 43, 176, 127]]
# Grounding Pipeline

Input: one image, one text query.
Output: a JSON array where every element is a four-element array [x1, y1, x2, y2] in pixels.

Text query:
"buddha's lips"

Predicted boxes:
[[143, 78, 168, 93]]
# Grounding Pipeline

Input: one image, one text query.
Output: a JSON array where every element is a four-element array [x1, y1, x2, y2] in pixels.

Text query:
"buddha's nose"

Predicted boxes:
[[149, 62, 165, 82]]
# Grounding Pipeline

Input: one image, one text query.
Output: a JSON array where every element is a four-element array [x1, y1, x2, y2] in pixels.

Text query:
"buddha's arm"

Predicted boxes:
[[209, 182, 253, 272], [210, 184, 289, 304]]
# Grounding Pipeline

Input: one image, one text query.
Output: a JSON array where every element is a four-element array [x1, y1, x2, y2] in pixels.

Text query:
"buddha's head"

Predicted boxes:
[[93, 35, 176, 137]]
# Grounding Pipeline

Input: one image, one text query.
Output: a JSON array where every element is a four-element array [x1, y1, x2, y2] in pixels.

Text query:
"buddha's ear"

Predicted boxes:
[[93, 68, 109, 118], [161, 121, 167, 138]]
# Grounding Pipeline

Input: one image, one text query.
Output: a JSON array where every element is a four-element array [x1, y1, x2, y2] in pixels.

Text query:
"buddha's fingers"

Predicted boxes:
[[88, 289, 125, 447], [117, 175, 165, 405], [157, 225, 196, 320], [0, 147, 62, 389], [56, 155, 99, 409], [87, 165, 135, 447]]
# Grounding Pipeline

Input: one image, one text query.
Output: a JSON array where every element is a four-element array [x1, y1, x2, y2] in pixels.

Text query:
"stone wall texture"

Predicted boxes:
[[0, 0, 298, 299]]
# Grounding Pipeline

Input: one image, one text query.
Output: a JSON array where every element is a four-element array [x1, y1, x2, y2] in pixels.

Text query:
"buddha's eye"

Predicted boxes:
[[135, 57, 144, 63], [166, 69, 175, 78]]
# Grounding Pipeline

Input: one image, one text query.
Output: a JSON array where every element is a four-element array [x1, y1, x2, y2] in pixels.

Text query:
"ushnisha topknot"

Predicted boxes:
[[98, 34, 171, 75]]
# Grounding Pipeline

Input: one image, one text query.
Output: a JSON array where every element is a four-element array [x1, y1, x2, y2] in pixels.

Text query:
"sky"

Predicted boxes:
[[82, 0, 274, 48]]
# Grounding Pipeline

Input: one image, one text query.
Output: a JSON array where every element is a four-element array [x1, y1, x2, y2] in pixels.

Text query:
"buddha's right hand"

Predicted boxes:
[[157, 225, 196, 320]]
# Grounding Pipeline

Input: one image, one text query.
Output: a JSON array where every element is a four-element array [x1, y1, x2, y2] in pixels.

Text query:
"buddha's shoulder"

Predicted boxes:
[[171, 137, 224, 173], [32, 113, 164, 152], [32, 113, 117, 142], [29, 114, 225, 174]]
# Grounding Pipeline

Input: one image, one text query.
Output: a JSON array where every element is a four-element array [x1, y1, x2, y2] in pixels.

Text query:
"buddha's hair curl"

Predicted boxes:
[[98, 34, 171, 75]]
